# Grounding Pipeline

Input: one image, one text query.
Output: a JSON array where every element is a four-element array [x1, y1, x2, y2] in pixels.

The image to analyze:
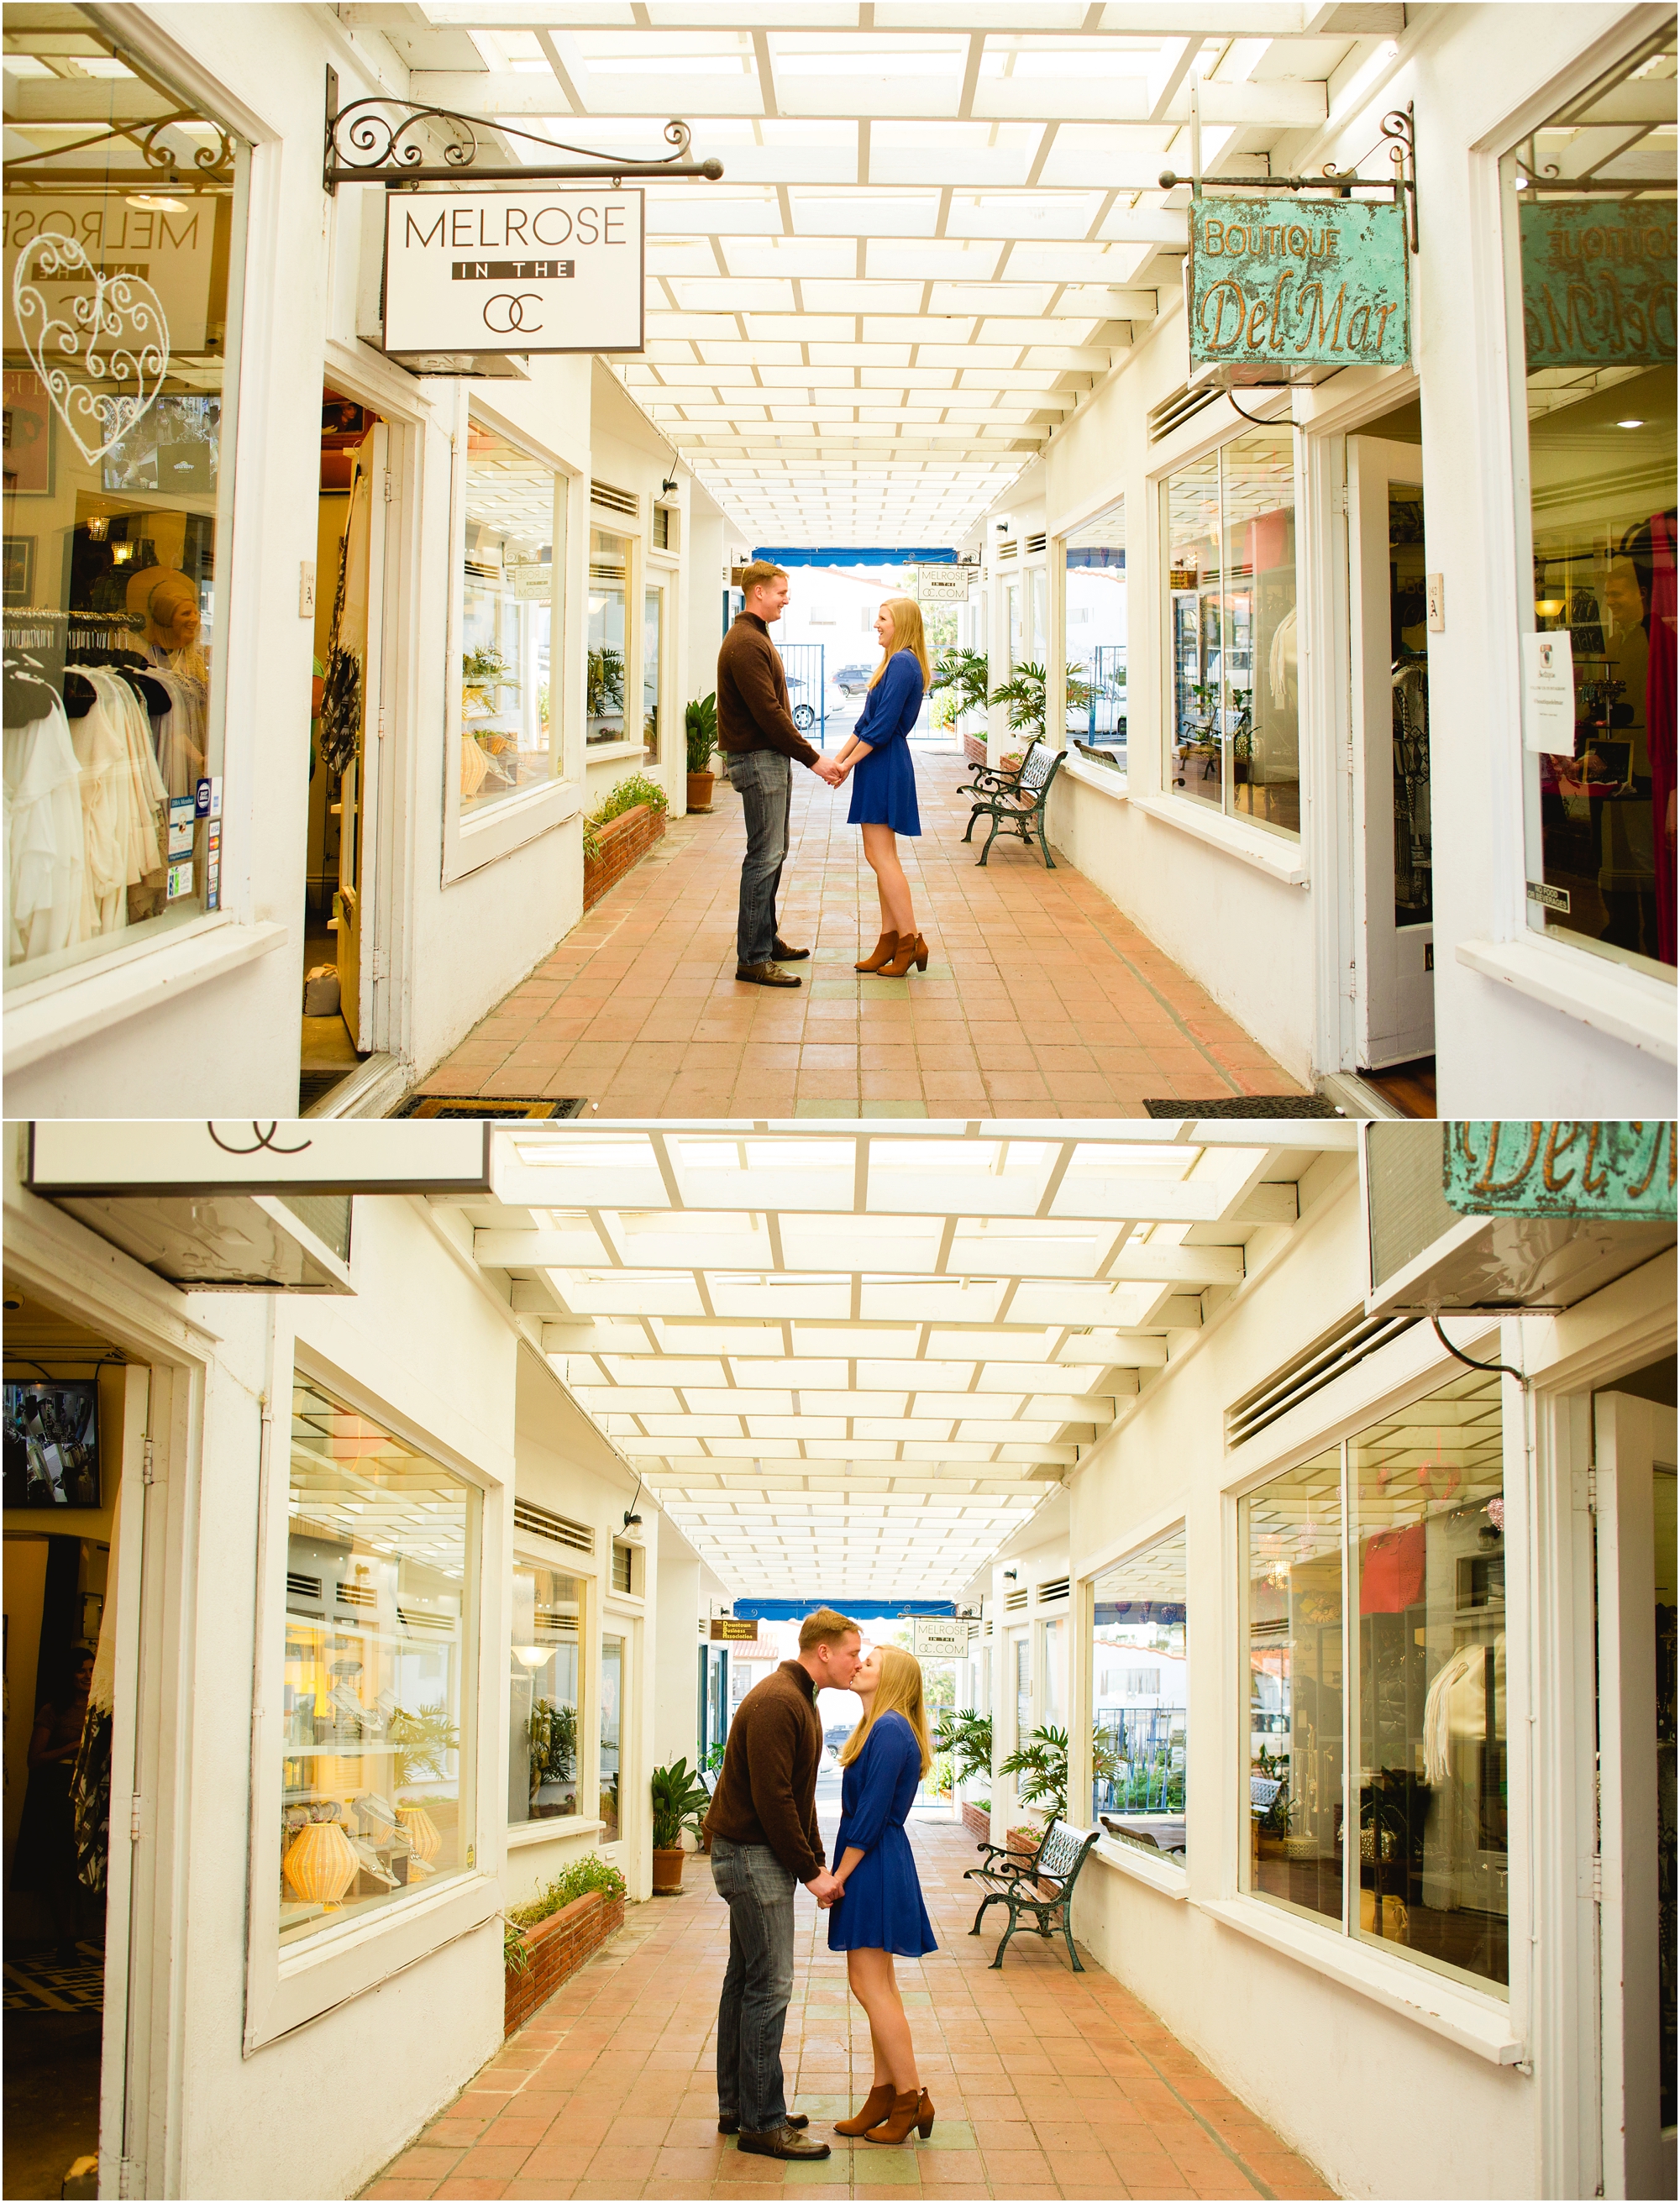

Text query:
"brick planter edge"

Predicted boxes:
[[962, 732, 988, 767], [583, 803, 665, 913], [504, 1888, 625, 2037], [961, 1801, 991, 1844]]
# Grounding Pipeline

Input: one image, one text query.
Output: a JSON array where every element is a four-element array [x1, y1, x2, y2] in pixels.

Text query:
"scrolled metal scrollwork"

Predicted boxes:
[[329, 97, 479, 178], [322, 91, 720, 191]]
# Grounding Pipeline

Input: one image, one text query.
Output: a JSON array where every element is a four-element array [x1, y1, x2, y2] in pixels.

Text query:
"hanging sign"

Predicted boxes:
[[382, 189, 645, 356], [911, 1617, 970, 1657], [1188, 193, 1410, 385], [1444, 1122, 1676, 1221], [710, 1618, 760, 1641], [914, 566, 968, 603], [29, 1120, 493, 1194], [1519, 202, 1677, 368]]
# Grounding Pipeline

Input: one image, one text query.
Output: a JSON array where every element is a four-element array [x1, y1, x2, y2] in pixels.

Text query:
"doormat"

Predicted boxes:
[[3, 1943, 104, 2013], [1143, 1095, 1343, 1119], [396, 1098, 587, 1120]]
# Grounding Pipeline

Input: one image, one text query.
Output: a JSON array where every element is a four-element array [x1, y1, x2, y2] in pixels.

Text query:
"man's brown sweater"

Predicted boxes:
[[701, 1658, 825, 1882], [717, 612, 820, 768]]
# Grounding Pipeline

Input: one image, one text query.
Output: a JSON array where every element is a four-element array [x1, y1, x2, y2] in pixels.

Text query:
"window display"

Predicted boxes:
[[1242, 1369, 1509, 1994], [1507, 28, 1676, 977], [281, 1375, 479, 1947], [1063, 501, 1126, 755], [1165, 429, 1299, 837], [459, 418, 564, 814], [587, 531, 627, 745], [3, 4, 247, 989], [1091, 1529, 1187, 1861], [599, 1631, 623, 1841], [510, 1561, 582, 1824]]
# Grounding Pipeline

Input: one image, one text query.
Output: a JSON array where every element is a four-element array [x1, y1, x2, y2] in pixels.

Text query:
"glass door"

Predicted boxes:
[[642, 581, 664, 762], [599, 1631, 624, 1843], [1349, 436, 1434, 1069]]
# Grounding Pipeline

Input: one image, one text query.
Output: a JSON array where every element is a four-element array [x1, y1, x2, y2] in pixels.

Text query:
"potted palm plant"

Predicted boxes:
[[650, 1757, 711, 1894], [685, 692, 719, 813]]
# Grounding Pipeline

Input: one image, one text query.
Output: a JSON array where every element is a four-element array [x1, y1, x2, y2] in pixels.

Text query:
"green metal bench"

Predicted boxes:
[[967, 744, 1065, 868], [964, 1819, 1100, 1970], [969, 1812, 1059, 1882], [959, 734, 1041, 810]]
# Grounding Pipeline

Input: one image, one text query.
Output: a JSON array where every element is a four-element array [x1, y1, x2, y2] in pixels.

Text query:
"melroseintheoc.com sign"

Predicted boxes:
[[1188, 193, 1410, 384], [383, 188, 644, 356]]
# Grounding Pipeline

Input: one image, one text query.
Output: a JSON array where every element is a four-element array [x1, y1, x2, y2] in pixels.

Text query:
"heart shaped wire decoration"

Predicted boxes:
[[11, 232, 171, 469]]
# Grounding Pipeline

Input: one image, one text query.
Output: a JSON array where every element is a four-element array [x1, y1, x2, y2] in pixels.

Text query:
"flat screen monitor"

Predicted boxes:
[[3, 1379, 101, 1508]]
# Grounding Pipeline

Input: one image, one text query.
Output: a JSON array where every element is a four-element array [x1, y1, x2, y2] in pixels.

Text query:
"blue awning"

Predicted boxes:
[[731, 1597, 958, 1621], [750, 548, 959, 568]]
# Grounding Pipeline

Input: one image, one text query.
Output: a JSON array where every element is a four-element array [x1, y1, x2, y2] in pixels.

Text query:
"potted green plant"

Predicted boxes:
[[685, 692, 719, 812], [649, 1756, 711, 1894]]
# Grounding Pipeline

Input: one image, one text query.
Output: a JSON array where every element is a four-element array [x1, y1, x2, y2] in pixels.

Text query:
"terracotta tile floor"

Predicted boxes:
[[364, 1809, 1335, 2202], [415, 747, 1305, 1119]]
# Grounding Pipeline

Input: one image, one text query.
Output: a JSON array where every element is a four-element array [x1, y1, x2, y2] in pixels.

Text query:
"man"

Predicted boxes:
[[702, 1608, 863, 2160], [717, 562, 843, 988]]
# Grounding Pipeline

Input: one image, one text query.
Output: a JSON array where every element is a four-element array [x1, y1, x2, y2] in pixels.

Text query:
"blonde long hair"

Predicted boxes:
[[867, 596, 932, 692], [838, 1644, 932, 1776]]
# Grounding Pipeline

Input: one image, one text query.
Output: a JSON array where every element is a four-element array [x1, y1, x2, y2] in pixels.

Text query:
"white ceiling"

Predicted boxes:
[[436, 1120, 1356, 1599], [334, 3, 1410, 542]]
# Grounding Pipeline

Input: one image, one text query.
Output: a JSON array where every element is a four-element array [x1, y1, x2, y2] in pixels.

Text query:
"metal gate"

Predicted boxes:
[[779, 643, 827, 746]]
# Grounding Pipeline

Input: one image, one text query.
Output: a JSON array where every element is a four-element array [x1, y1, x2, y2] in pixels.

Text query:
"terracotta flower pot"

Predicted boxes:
[[686, 770, 716, 813], [651, 1845, 686, 1895]]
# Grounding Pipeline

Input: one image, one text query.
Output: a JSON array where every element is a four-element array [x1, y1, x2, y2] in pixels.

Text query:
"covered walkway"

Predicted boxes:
[[365, 1807, 1333, 2203], [415, 763, 1300, 1118]]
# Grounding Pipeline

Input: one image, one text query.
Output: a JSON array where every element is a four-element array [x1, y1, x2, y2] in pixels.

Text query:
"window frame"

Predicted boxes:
[[1212, 1323, 1532, 2057], [441, 388, 585, 885], [582, 506, 644, 766], [1079, 1508, 1191, 1896], [245, 1343, 503, 2053], [507, 1545, 591, 1842]]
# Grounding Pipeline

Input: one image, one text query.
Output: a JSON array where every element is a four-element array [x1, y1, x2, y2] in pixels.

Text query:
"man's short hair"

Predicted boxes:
[[799, 1606, 860, 1652], [738, 559, 788, 598]]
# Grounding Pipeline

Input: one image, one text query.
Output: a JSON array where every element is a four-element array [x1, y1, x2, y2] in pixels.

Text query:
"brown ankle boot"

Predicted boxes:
[[864, 2088, 934, 2145], [877, 932, 928, 977], [834, 2082, 896, 2136], [855, 931, 898, 972]]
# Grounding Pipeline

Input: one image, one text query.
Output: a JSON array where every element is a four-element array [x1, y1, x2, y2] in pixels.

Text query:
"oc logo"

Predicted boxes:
[[482, 291, 543, 335]]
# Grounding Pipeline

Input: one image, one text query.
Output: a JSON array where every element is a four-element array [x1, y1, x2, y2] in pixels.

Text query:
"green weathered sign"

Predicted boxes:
[[1519, 201, 1677, 369], [1188, 192, 1410, 382], [1444, 1122, 1677, 1221]]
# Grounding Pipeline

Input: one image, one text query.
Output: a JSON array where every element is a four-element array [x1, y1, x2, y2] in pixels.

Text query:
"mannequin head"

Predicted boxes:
[[127, 566, 204, 675]]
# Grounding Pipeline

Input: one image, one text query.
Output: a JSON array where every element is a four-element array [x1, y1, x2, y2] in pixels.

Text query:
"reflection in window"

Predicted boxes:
[[1064, 500, 1126, 758], [1509, 25, 1676, 977], [3, 5, 247, 989], [459, 420, 563, 814], [1092, 1529, 1186, 1862], [599, 1631, 624, 1841], [587, 532, 627, 746], [642, 587, 662, 760], [1165, 430, 1299, 837], [1242, 1369, 1509, 1994], [281, 1376, 478, 1946], [510, 1563, 581, 1824]]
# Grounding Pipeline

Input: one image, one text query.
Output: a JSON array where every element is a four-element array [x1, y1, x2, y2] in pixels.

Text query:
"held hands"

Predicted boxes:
[[811, 755, 844, 789], [805, 1869, 845, 1908]]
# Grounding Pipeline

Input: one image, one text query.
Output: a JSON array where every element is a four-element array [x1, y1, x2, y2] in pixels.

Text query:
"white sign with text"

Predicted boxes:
[[383, 189, 645, 355], [911, 1617, 970, 1657]]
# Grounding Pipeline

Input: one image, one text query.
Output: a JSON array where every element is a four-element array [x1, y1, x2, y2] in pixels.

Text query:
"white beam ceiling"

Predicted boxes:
[[336, 3, 1398, 542], [438, 1120, 1356, 1600]]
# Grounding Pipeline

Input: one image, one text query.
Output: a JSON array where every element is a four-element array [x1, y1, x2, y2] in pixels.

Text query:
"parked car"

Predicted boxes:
[[831, 664, 874, 695]]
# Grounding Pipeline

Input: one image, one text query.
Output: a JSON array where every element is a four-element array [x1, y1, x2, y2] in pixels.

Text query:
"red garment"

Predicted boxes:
[[1360, 1523, 1426, 1614], [1647, 512, 1676, 968]]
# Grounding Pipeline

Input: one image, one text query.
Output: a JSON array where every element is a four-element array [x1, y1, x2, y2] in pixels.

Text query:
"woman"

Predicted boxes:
[[828, 1644, 937, 2146], [831, 600, 930, 978]]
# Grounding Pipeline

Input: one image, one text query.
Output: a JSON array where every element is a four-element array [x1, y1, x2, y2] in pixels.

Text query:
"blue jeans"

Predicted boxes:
[[711, 1835, 796, 2133], [727, 749, 792, 966]]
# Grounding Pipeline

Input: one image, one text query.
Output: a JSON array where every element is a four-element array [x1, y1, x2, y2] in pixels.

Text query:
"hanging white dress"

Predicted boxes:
[[71, 676, 133, 939], [5, 698, 87, 965]]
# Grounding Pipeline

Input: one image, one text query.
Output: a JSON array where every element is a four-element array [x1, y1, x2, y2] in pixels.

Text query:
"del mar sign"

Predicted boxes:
[[383, 188, 644, 356], [1188, 193, 1410, 384]]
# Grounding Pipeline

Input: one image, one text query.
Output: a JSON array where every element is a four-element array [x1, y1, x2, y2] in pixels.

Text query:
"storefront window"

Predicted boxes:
[[1013, 1633, 1031, 1747], [1005, 580, 1022, 669], [3, 5, 247, 989], [1242, 1369, 1509, 1993], [459, 418, 564, 814], [587, 531, 627, 745], [599, 1630, 623, 1841], [1165, 429, 1299, 836], [510, 1562, 582, 1824], [1041, 1615, 1065, 1725], [281, 1376, 479, 1948], [1030, 568, 1048, 664], [1064, 500, 1126, 756], [642, 585, 662, 759], [1507, 27, 1677, 978], [1091, 1528, 1187, 1860]]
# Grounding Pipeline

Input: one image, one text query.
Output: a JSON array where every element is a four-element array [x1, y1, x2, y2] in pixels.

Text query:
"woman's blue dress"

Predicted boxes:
[[847, 650, 923, 837], [826, 1711, 937, 1956]]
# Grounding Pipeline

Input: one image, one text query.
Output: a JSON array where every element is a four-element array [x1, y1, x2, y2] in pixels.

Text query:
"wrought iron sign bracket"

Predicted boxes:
[[1161, 103, 1418, 253], [323, 67, 722, 194]]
